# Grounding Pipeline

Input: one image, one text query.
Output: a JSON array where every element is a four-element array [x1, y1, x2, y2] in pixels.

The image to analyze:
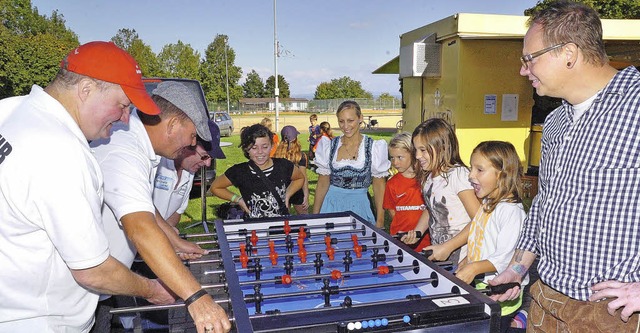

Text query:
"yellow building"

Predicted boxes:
[[375, 13, 640, 170]]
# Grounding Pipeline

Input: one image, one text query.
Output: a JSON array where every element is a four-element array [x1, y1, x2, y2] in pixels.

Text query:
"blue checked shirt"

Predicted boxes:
[[518, 66, 640, 301]]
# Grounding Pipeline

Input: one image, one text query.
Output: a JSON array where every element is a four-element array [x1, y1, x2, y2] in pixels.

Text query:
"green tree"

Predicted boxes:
[[378, 92, 395, 100], [377, 92, 400, 108], [199, 34, 243, 105], [111, 29, 161, 77], [157, 40, 201, 79], [0, 0, 79, 98], [264, 74, 290, 98], [110, 28, 138, 50], [524, 0, 640, 18], [314, 76, 373, 100], [242, 69, 264, 98]]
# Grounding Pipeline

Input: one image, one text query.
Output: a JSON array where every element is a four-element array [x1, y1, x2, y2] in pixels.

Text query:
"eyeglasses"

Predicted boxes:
[[195, 150, 211, 161], [520, 43, 567, 70], [188, 146, 211, 161]]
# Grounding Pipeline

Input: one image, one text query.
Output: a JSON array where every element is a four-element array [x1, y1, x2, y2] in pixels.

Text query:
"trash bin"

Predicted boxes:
[[529, 124, 543, 167]]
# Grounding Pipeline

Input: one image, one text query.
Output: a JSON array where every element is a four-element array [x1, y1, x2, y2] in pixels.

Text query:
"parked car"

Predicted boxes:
[[142, 77, 217, 197], [210, 111, 234, 137]]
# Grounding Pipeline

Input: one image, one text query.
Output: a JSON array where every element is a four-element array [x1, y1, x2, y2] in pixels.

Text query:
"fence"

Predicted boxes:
[[308, 98, 401, 113], [208, 97, 402, 114]]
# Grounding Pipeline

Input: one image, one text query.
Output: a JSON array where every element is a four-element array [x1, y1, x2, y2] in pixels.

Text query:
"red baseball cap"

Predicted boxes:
[[60, 41, 160, 115]]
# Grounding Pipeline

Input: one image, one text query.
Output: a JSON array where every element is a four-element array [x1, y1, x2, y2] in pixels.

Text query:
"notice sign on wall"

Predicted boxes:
[[501, 94, 519, 121], [484, 94, 497, 115]]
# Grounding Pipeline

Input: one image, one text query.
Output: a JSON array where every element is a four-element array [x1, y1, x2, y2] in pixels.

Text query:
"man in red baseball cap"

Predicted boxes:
[[0, 41, 174, 332], [61, 41, 161, 116]]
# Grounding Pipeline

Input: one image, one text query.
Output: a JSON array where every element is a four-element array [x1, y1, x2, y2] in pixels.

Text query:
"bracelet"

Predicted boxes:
[[231, 194, 239, 203], [184, 289, 208, 308]]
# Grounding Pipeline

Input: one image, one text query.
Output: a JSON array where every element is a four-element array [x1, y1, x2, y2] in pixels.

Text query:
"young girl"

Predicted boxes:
[[313, 101, 390, 227], [383, 132, 431, 251], [312, 121, 333, 155], [260, 117, 279, 157], [274, 125, 309, 214], [401, 118, 480, 264], [457, 141, 528, 331], [210, 123, 304, 218]]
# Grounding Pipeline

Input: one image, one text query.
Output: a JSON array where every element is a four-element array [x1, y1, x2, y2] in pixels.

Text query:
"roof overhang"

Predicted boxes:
[[374, 13, 640, 75], [372, 56, 399, 74]]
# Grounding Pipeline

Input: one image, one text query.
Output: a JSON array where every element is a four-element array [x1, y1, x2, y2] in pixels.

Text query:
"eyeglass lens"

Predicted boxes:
[[521, 43, 566, 69], [197, 151, 211, 161]]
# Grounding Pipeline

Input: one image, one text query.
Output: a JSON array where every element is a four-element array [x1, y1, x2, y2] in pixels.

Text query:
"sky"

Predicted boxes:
[[31, 0, 539, 98]]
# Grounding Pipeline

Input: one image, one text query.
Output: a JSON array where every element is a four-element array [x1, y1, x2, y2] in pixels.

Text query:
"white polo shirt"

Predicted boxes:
[[0, 85, 109, 332], [90, 111, 159, 268], [153, 157, 193, 220]]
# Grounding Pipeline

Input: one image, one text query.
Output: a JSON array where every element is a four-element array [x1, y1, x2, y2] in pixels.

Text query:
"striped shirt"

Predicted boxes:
[[518, 66, 640, 301]]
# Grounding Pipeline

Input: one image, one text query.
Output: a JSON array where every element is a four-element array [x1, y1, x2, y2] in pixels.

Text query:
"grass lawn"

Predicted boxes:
[[177, 130, 398, 235]]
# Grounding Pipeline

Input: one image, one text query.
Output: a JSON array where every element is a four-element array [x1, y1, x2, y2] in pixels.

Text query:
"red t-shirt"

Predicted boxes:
[[383, 173, 431, 251]]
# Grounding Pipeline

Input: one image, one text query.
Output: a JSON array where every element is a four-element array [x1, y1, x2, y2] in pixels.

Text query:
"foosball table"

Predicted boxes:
[[112, 212, 501, 332]]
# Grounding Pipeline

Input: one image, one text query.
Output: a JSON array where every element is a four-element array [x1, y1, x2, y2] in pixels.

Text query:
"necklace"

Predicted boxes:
[[341, 135, 362, 159]]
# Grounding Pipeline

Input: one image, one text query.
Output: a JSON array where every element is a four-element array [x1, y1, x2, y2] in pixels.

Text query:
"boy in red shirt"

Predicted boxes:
[[383, 132, 430, 251]]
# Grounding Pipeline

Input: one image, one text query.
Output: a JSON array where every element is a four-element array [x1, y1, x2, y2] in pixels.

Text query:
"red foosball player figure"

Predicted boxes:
[[351, 234, 363, 258], [353, 243, 363, 258], [298, 244, 307, 263], [268, 240, 278, 265], [326, 246, 335, 261], [239, 243, 250, 268], [239, 252, 249, 268], [351, 234, 359, 247], [269, 251, 279, 266], [298, 226, 307, 241], [250, 230, 259, 248], [283, 220, 291, 235]]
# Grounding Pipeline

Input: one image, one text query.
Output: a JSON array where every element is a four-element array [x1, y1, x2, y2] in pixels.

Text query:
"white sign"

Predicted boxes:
[[484, 94, 497, 115], [432, 296, 470, 307], [501, 94, 519, 121]]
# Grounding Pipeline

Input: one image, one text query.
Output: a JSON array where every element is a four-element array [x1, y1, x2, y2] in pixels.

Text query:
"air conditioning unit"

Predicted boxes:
[[399, 33, 441, 78]]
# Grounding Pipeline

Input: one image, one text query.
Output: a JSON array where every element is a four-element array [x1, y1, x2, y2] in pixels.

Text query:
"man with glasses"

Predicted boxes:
[[154, 120, 226, 230], [490, 1, 640, 331], [90, 81, 231, 333]]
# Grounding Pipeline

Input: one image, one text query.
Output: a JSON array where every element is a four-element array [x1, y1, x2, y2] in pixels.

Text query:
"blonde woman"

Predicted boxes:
[[312, 101, 390, 227]]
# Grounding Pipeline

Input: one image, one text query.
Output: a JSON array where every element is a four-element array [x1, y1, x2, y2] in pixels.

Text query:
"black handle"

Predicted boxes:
[[487, 282, 521, 296], [393, 231, 422, 239], [422, 249, 433, 258]]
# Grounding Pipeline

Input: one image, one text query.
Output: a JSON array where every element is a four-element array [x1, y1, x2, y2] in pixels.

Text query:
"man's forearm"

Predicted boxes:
[[165, 212, 181, 228], [71, 256, 153, 298], [155, 209, 183, 246], [508, 249, 537, 277], [123, 212, 205, 299]]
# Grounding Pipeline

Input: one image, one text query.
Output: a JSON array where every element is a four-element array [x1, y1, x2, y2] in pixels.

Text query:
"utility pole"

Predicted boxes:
[[273, 0, 280, 131]]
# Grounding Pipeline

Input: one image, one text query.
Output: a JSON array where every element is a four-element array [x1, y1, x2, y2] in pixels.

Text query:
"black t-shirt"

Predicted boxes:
[[225, 158, 294, 218]]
